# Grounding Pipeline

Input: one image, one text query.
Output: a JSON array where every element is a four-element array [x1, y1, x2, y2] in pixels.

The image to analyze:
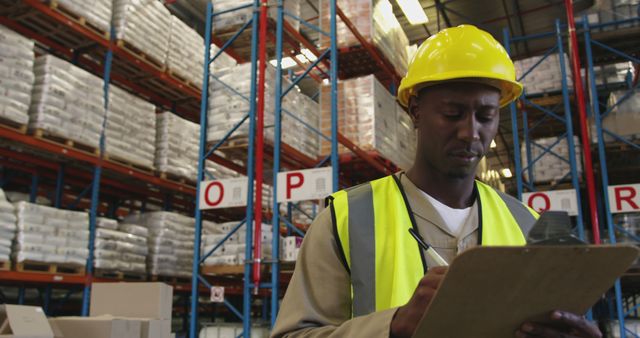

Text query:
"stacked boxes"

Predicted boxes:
[[202, 222, 274, 267], [320, 75, 416, 168], [56, 0, 112, 33], [124, 211, 195, 277], [13, 202, 89, 267], [94, 218, 148, 274], [521, 136, 583, 183], [106, 85, 156, 169], [212, 0, 300, 32], [0, 189, 16, 262], [590, 62, 633, 86], [583, 0, 640, 30], [29, 54, 105, 148], [167, 15, 204, 87], [112, 0, 171, 66], [208, 63, 320, 159], [155, 112, 199, 179], [0, 25, 35, 125], [319, 0, 410, 76], [281, 236, 302, 262], [514, 53, 573, 94]]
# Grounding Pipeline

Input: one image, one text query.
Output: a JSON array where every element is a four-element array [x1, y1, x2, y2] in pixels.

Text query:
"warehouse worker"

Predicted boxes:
[[272, 25, 602, 338]]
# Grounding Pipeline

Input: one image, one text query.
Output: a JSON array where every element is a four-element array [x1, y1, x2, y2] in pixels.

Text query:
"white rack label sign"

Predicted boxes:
[[522, 189, 579, 216], [210, 286, 224, 303], [199, 177, 248, 210], [608, 183, 640, 213], [277, 167, 333, 203]]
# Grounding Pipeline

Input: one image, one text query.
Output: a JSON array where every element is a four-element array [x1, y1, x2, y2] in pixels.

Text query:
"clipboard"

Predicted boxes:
[[413, 245, 639, 338]]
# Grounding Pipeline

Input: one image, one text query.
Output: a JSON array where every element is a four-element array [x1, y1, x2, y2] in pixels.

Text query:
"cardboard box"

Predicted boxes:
[[90, 282, 173, 320], [0, 305, 53, 338], [138, 318, 171, 338], [48, 316, 140, 338]]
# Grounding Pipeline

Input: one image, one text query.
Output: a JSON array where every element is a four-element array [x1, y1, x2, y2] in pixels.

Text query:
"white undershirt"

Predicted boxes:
[[419, 190, 478, 238]]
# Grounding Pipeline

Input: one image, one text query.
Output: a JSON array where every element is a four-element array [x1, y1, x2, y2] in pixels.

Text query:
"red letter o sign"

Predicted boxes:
[[204, 181, 224, 207], [527, 192, 551, 213]]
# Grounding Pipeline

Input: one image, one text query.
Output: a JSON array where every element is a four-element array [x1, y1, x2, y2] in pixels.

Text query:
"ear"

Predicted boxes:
[[408, 95, 420, 129]]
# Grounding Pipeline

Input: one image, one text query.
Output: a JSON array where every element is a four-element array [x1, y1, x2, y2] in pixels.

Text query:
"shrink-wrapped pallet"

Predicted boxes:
[[0, 25, 35, 126], [212, 0, 300, 32], [112, 0, 171, 66], [55, 0, 112, 33], [155, 112, 199, 179], [93, 224, 148, 274], [12, 202, 89, 266], [514, 53, 573, 94], [29, 54, 105, 148], [521, 136, 583, 183], [598, 89, 640, 142], [106, 85, 156, 168], [0, 189, 16, 262], [167, 15, 204, 87], [202, 222, 275, 267]]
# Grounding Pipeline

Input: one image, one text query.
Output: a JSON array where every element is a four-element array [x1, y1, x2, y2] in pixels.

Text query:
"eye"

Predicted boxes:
[[442, 110, 463, 119], [476, 108, 497, 122]]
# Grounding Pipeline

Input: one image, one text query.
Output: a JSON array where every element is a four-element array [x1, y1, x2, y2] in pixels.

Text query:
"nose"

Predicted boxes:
[[457, 113, 480, 143]]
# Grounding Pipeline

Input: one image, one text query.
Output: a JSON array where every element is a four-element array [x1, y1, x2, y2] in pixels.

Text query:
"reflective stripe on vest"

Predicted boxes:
[[329, 175, 539, 317]]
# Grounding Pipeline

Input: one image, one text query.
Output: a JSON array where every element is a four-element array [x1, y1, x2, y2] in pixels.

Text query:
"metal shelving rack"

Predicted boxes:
[[581, 15, 640, 338]]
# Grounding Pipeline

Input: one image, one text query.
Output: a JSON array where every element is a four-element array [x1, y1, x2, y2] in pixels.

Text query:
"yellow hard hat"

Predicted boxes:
[[397, 25, 522, 108]]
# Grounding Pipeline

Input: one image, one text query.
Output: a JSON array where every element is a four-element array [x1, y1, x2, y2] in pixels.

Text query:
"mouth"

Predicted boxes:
[[449, 150, 480, 163]]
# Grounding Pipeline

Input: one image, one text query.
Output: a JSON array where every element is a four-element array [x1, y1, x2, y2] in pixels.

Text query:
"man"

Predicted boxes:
[[272, 25, 602, 338]]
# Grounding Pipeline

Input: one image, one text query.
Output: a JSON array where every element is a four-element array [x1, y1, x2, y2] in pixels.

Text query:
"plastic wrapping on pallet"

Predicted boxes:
[[211, 0, 300, 32], [93, 222, 148, 274], [0, 189, 15, 262], [583, 62, 634, 87], [0, 25, 35, 126], [29, 54, 105, 148], [521, 136, 583, 183], [155, 112, 200, 180], [167, 15, 204, 87], [320, 75, 415, 169], [319, 0, 410, 76], [201, 222, 275, 267], [55, 0, 113, 33], [210, 45, 237, 72], [207, 63, 320, 159], [514, 53, 573, 94], [106, 84, 156, 169], [112, 0, 171, 66], [595, 88, 640, 142], [11, 202, 89, 266], [124, 211, 195, 277]]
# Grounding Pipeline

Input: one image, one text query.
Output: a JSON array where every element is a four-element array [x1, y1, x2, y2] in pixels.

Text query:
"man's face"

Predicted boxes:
[[409, 82, 501, 179]]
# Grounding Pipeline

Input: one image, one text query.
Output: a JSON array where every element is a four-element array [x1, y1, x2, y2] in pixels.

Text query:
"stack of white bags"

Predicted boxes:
[[106, 85, 156, 169], [56, 0, 113, 33], [94, 217, 148, 274], [202, 221, 275, 267], [29, 54, 105, 149], [13, 202, 89, 266], [0, 25, 35, 126], [0, 189, 16, 263], [112, 0, 171, 66], [125, 211, 195, 277], [155, 112, 199, 179], [167, 15, 204, 87]]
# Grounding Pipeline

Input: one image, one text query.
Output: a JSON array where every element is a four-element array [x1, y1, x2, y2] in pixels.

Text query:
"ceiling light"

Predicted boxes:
[[500, 168, 513, 178], [397, 0, 429, 25], [490, 140, 497, 148]]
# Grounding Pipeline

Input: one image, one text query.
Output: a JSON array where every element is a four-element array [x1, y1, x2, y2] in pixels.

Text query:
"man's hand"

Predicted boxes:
[[390, 266, 447, 338], [516, 311, 602, 338]]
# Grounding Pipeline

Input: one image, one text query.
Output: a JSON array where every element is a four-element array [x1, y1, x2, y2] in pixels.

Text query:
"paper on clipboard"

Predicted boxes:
[[412, 245, 639, 338]]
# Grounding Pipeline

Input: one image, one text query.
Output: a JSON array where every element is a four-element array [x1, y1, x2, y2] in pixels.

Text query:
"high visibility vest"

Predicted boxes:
[[327, 175, 538, 317]]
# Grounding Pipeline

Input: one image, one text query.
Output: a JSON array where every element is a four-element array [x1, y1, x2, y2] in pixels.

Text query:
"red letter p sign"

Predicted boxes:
[[286, 172, 304, 199]]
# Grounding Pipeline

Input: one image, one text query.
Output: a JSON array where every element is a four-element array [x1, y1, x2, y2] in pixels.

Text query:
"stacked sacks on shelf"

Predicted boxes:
[[513, 53, 573, 94], [54, 0, 112, 33], [207, 63, 320, 159], [580, 0, 640, 31], [29, 54, 105, 148], [202, 222, 275, 267], [12, 202, 89, 267], [521, 136, 583, 183], [167, 15, 204, 87], [0, 25, 35, 126], [112, 0, 171, 66], [0, 189, 16, 263], [155, 112, 199, 180], [320, 74, 415, 169], [210, 45, 237, 72], [211, 0, 300, 32], [94, 217, 148, 275], [319, 0, 410, 76], [601, 89, 640, 142], [106, 85, 156, 169], [124, 211, 195, 277], [394, 103, 417, 170]]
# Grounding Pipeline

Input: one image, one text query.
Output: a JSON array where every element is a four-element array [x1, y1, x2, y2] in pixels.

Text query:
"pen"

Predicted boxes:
[[409, 228, 449, 267]]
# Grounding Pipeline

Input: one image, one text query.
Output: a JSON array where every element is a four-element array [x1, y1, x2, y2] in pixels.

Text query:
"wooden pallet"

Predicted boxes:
[[150, 274, 191, 284], [116, 39, 166, 72], [103, 153, 154, 174], [157, 171, 193, 185], [32, 128, 100, 155], [47, 0, 110, 39], [168, 70, 200, 92], [0, 260, 11, 271], [94, 269, 147, 281], [0, 117, 27, 134], [15, 261, 85, 276]]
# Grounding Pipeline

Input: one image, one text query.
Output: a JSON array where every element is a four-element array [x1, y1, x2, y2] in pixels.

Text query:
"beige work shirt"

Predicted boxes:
[[271, 173, 481, 338]]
